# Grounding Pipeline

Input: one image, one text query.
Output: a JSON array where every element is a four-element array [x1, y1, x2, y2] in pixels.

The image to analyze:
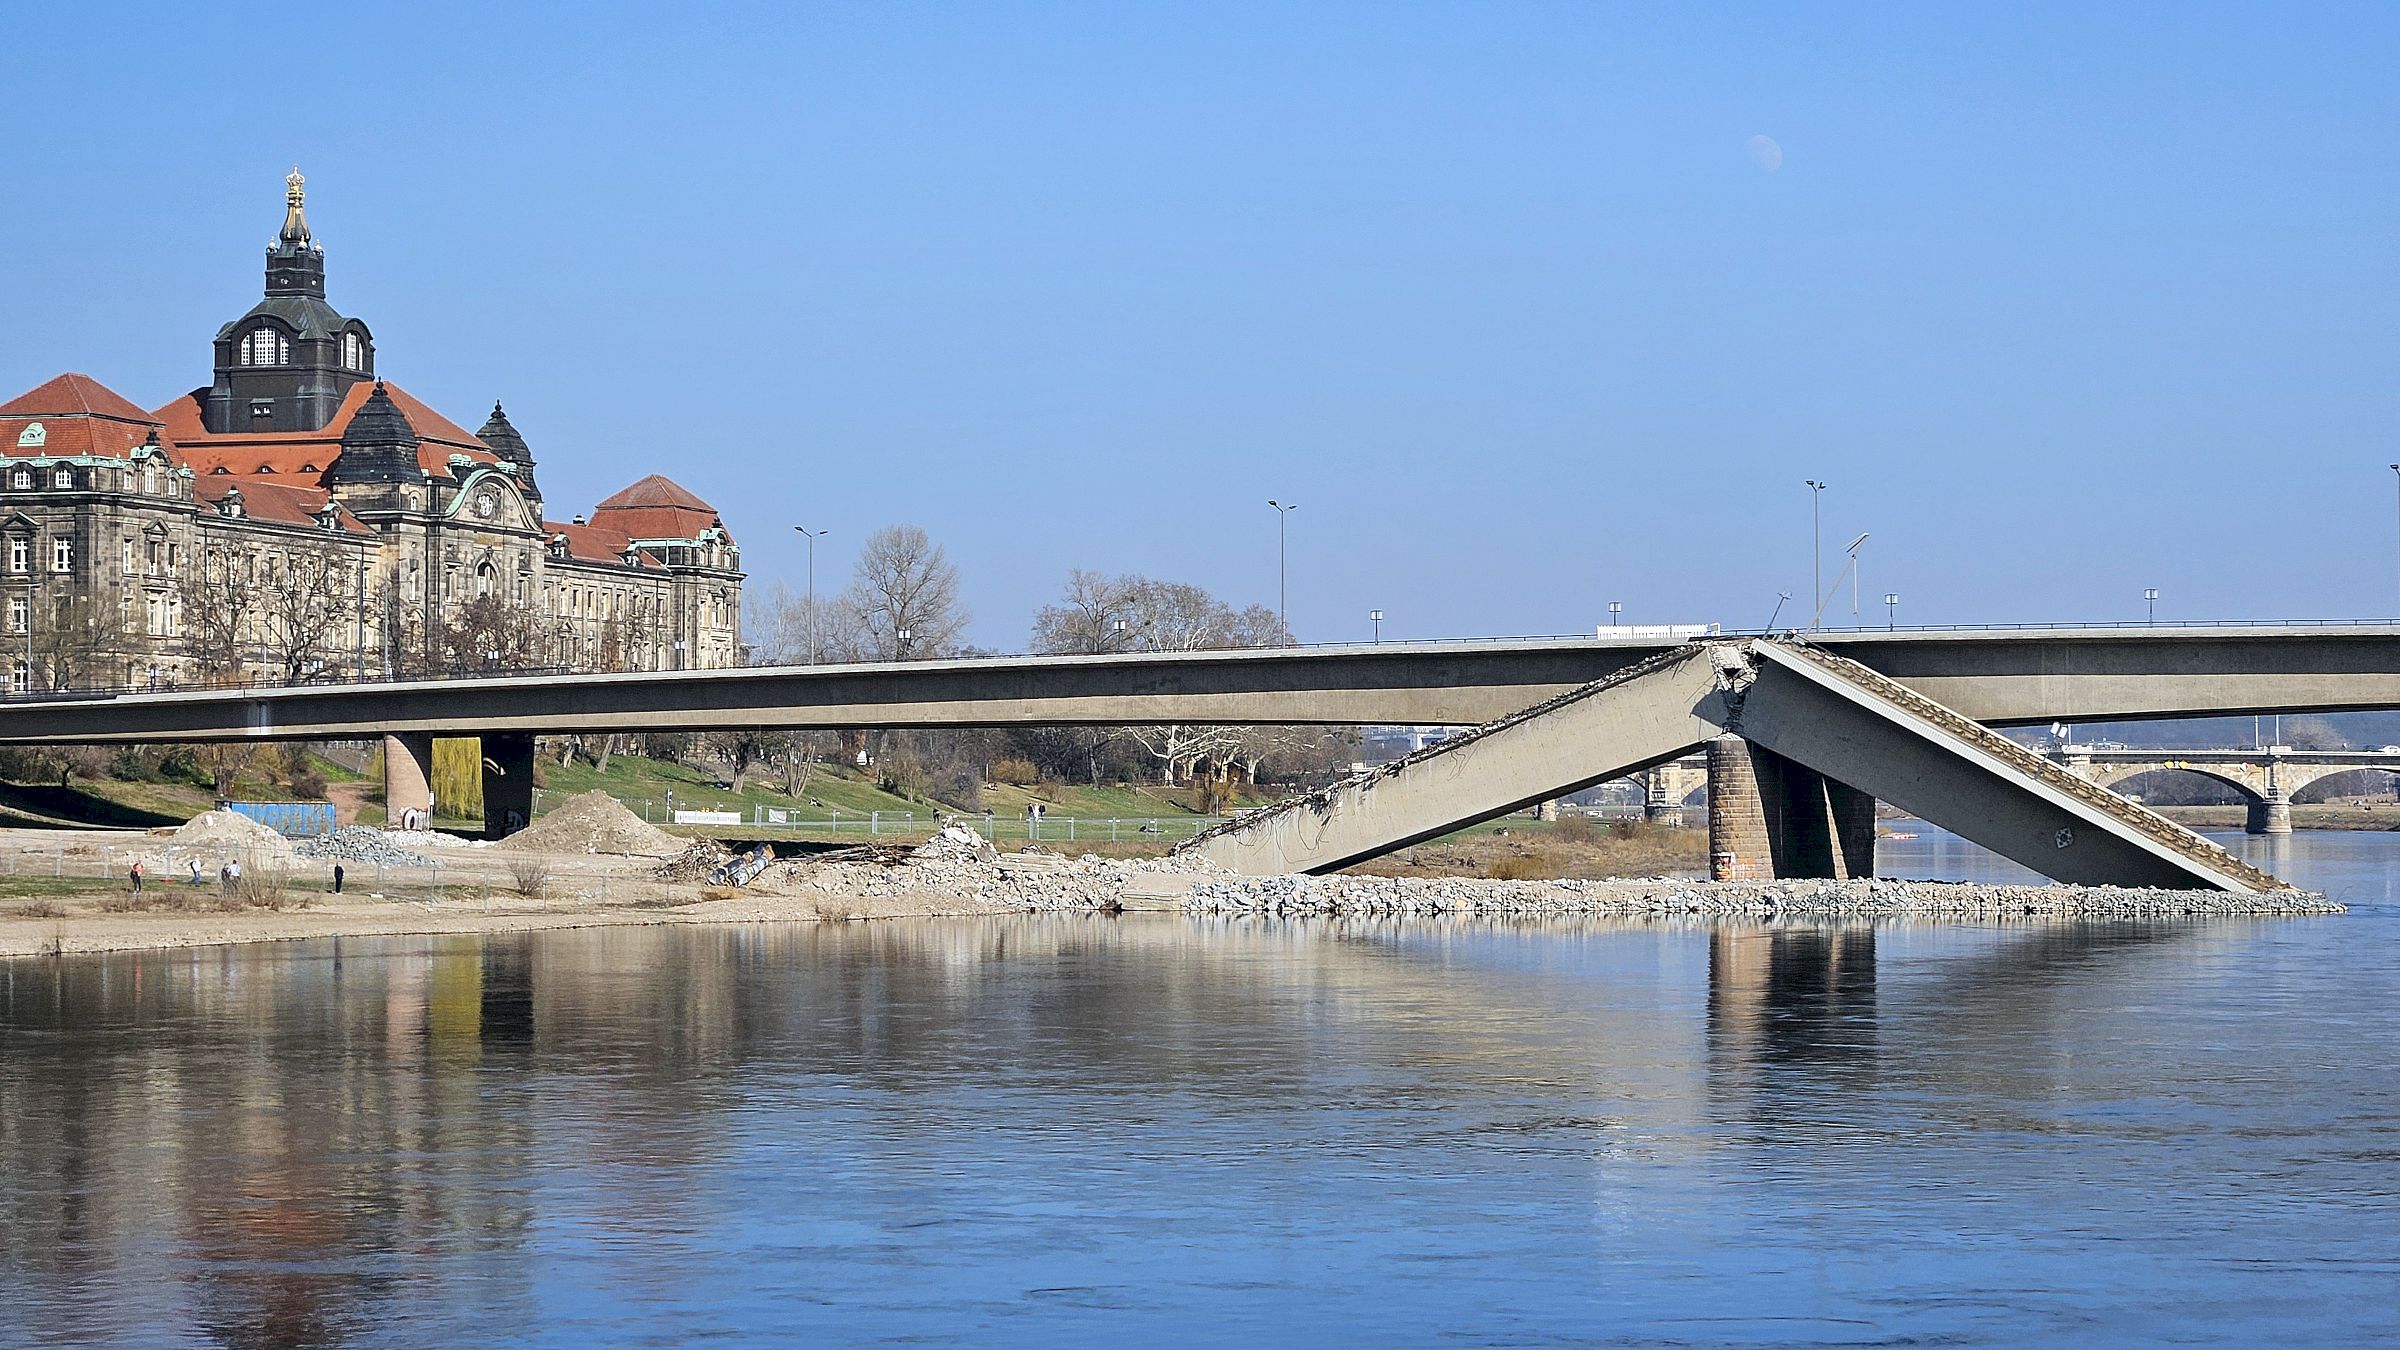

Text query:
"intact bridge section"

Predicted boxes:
[[2053, 747, 2400, 835]]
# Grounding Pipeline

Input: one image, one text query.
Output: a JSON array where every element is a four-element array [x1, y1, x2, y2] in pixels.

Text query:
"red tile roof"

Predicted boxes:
[[193, 476, 369, 534], [0, 373, 160, 424], [153, 379, 497, 482], [0, 372, 177, 462], [543, 519, 662, 567], [596, 474, 715, 512]]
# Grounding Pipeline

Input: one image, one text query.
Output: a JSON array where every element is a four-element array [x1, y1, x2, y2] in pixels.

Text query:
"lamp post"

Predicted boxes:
[[1804, 480, 1828, 624], [793, 525, 829, 664], [2144, 588, 2159, 625], [1844, 532, 1869, 617], [1267, 499, 1296, 645], [2387, 465, 2399, 614], [1765, 591, 1793, 632], [1883, 592, 1899, 629], [1607, 601, 1622, 628], [1369, 609, 1383, 643], [895, 626, 911, 661]]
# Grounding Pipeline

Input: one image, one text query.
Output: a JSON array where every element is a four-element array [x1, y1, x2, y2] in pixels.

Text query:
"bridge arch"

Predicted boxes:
[[2085, 764, 2265, 807], [2290, 766, 2400, 804]]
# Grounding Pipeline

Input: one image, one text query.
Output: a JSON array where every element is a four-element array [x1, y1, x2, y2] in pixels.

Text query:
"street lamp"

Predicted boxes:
[[1765, 591, 1793, 632], [1369, 609, 1383, 643], [1844, 531, 1869, 617], [895, 626, 911, 661], [1267, 500, 1297, 645], [1804, 480, 1828, 629], [2144, 588, 2160, 625], [1607, 601, 1622, 628], [1883, 592, 1899, 629], [793, 525, 830, 664], [2387, 465, 2399, 614]]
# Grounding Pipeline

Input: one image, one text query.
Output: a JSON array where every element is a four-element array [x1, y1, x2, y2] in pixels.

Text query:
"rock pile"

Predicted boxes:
[[501, 791, 685, 857], [773, 824, 2339, 920], [295, 825, 435, 869]]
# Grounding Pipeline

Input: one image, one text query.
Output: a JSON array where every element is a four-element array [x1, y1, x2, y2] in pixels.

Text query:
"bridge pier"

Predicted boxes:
[[2247, 793, 2293, 835], [481, 733, 537, 840], [382, 732, 434, 832], [1705, 734, 1876, 881]]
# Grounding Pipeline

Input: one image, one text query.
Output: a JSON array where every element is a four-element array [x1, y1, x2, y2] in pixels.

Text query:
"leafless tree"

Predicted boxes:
[[258, 546, 359, 683], [28, 591, 125, 692], [177, 547, 264, 680], [834, 525, 966, 661]]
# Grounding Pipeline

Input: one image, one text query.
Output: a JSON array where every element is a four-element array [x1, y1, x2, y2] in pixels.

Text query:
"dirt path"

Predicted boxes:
[[325, 781, 370, 827]]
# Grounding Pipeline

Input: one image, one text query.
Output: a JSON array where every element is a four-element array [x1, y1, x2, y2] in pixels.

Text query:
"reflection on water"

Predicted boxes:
[[3, 894, 2397, 1345]]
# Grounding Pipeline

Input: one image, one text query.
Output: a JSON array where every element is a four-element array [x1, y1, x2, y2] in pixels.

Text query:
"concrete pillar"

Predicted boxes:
[[2246, 793, 2292, 835], [1535, 799, 1559, 822], [480, 732, 537, 840], [1707, 734, 1877, 881], [1642, 768, 1687, 826], [383, 732, 434, 833]]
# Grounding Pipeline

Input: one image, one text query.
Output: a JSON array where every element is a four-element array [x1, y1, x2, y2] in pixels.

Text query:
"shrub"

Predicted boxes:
[[1487, 853, 1560, 882], [289, 768, 329, 800], [1551, 813, 1597, 844], [99, 892, 150, 913], [505, 855, 552, 901], [989, 757, 1040, 787], [18, 899, 67, 918]]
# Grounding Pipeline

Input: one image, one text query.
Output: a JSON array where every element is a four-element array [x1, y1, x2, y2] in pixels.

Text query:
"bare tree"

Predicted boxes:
[[258, 546, 359, 683], [28, 591, 125, 692], [178, 547, 265, 680], [835, 525, 966, 661]]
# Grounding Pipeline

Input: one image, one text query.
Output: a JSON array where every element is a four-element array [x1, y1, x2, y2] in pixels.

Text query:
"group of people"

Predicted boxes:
[[123, 857, 346, 896]]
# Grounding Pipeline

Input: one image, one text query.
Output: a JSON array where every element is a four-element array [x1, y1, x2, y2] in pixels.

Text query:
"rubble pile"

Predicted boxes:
[[295, 826, 435, 869], [773, 824, 2339, 920], [651, 839, 736, 882], [500, 791, 685, 857]]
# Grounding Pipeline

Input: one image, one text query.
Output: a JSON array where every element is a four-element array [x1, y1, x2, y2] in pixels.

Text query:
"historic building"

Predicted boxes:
[[0, 171, 742, 693]]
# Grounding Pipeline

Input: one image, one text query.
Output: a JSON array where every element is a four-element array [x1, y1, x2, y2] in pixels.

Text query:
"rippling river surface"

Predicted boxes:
[[5, 830, 2398, 1347]]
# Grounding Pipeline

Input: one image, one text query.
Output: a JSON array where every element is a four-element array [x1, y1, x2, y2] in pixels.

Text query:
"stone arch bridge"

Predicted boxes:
[[2053, 747, 2400, 834]]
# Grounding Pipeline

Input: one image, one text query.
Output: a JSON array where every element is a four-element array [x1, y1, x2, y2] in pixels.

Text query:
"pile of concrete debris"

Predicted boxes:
[[166, 810, 295, 865], [295, 825, 436, 869], [767, 824, 2339, 920], [651, 839, 735, 882]]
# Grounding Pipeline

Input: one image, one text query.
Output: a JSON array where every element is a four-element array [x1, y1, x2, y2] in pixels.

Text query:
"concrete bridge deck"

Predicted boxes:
[[8, 624, 2400, 745]]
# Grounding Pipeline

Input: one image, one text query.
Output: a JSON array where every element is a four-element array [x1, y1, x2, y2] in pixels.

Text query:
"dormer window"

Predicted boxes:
[[51, 468, 72, 490], [342, 332, 365, 369], [241, 328, 289, 366]]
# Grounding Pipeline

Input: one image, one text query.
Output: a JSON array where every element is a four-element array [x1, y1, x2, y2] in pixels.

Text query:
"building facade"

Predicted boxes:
[[0, 171, 742, 693]]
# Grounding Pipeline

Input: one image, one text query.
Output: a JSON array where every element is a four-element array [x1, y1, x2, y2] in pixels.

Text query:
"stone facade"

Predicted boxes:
[[0, 171, 741, 693]]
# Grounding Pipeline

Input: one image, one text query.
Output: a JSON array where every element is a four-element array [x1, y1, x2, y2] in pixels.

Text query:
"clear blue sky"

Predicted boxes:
[[3, 2, 2394, 646]]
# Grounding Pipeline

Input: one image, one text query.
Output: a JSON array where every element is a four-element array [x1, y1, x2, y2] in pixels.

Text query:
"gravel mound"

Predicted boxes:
[[169, 810, 294, 864], [295, 825, 434, 868], [502, 790, 685, 857]]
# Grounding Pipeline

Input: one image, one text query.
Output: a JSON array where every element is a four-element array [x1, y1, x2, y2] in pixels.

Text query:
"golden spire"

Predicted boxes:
[[280, 166, 311, 244]]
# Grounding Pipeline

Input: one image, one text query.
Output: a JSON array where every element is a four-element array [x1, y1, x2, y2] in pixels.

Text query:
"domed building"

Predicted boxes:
[[0, 171, 743, 692]]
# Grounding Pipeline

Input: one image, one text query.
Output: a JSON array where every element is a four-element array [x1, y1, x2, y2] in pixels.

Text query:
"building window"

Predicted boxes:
[[9, 469, 28, 490], [242, 328, 289, 366], [8, 661, 25, 695], [6, 538, 23, 573], [250, 400, 275, 421], [51, 537, 71, 573], [6, 597, 23, 634], [343, 332, 364, 369], [52, 467, 72, 489], [143, 465, 158, 495], [122, 539, 134, 574]]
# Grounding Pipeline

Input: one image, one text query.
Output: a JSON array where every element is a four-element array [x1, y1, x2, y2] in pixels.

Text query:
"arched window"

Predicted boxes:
[[476, 562, 496, 598], [342, 332, 365, 369], [241, 327, 289, 366], [51, 467, 72, 489]]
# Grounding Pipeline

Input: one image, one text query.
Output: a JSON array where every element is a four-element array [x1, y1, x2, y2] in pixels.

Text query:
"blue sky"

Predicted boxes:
[[2, 3, 2394, 647]]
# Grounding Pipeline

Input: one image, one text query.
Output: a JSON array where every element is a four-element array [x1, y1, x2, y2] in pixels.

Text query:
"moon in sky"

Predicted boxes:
[[1746, 134, 1783, 171]]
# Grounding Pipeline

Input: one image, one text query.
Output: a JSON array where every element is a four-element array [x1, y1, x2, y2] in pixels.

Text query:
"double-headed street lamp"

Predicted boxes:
[[1369, 609, 1383, 644], [2144, 588, 2160, 625], [1804, 479, 1828, 628], [1883, 592, 1899, 629], [1267, 499, 1297, 645], [793, 525, 830, 664], [1607, 601, 1622, 628]]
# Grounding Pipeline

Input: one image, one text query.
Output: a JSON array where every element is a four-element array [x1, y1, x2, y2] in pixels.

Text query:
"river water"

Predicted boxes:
[[3, 830, 2397, 1347]]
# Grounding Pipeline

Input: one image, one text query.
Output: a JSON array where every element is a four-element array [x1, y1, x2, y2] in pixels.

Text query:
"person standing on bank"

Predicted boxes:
[[331, 863, 345, 895], [129, 860, 143, 899]]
